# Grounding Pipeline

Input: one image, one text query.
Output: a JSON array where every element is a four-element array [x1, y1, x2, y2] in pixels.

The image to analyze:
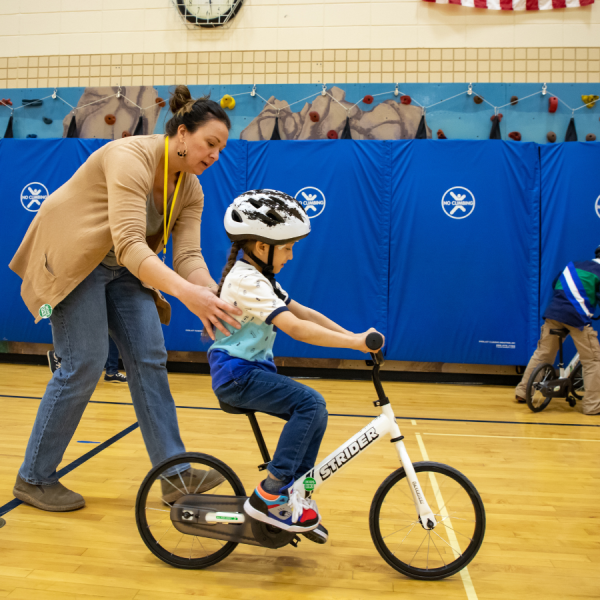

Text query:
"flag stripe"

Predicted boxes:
[[422, 0, 591, 8]]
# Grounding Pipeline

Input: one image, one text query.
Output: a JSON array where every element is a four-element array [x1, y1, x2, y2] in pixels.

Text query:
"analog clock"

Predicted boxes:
[[175, 0, 244, 28]]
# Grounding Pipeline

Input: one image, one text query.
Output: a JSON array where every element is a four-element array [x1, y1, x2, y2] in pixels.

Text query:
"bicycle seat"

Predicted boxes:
[[218, 400, 255, 416], [550, 328, 569, 338]]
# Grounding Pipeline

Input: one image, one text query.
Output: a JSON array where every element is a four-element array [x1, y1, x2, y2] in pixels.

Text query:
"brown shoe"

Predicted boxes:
[[13, 475, 85, 512], [515, 396, 526, 404], [161, 468, 226, 505]]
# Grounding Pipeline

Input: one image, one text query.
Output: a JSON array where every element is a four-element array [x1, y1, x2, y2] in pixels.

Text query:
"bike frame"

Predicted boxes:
[[562, 352, 580, 379]]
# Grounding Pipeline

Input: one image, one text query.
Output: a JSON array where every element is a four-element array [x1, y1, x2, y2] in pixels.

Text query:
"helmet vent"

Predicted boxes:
[[248, 199, 262, 209], [231, 209, 243, 223], [266, 210, 285, 223]]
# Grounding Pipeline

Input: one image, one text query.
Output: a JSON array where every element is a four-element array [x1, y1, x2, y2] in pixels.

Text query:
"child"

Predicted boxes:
[[208, 190, 382, 542]]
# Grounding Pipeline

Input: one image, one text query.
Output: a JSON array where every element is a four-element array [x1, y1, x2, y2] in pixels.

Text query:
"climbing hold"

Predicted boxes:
[[510, 96, 519, 106], [586, 133, 596, 141], [122, 131, 131, 137], [105, 114, 116, 125], [548, 97, 558, 113], [26, 134, 38, 138], [42, 117, 53, 125], [400, 95, 411, 105], [309, 111, 320, 123], [220, 95, 235, 110], [508, 131, 522, 141], [474, 96, 484, 105], [327, 130, 338, 140], [1, 98, 12, 106], [582, 95, 599, 109], [547, 131, 557, 143], [23, 99, 43, 107], [363, 95, 374, 105], [490, 113, 503, 122], [437, 129, 447, 140], [155, 97, 166, 108]]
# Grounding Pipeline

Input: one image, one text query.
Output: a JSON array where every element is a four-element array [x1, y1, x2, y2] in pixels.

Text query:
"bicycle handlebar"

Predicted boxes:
[[366, 332, 384, 350]]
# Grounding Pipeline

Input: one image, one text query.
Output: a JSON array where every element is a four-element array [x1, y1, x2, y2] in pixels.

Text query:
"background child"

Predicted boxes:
[[208, 190, 383, 541]]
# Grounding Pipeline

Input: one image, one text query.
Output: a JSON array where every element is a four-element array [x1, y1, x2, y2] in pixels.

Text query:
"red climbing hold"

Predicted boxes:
[[400, 95, 411, 105], [309, 111, 320, 123], [327, 130, 338, 139], [155, 97, 166, 108], [122, 131, 131, 137], [105, 114, 116, 125], [547, 131, 557, 143], [586, 133, 596, 142], [548, 97, 558, 113], [1, 98, 12, 106], [508, 131, 522, 141], [437, 129, 447, 139], [490, 114, 503, 122], [510, 96, 519, 106], [363, 95, 374, 105], [474, 96, 484, 105]]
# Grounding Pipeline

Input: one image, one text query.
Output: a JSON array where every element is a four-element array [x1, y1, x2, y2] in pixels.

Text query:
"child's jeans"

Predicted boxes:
[[215, 369, 328, 483]]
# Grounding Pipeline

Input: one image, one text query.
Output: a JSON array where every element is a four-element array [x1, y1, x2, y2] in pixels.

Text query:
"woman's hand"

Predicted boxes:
[[353, 328, 385, 353], [180, 283, 242, 340]]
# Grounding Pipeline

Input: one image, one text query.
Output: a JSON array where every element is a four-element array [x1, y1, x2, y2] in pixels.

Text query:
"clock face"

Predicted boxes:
[[175, 0, 244, 28]]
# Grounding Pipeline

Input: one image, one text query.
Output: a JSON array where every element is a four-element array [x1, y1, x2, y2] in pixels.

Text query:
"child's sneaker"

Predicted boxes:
[[244, 480, 320, 532], [302, 522, 328, 544], [104, 372, 127, 383], [47, 350, 61, 374]]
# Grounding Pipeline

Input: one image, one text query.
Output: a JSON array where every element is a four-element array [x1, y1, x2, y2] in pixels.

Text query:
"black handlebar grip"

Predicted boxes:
[[366, 332, 384, 351]]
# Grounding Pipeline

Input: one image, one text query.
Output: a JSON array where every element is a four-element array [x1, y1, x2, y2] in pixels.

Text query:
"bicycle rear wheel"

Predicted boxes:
[[135, 452, 245, 569], [370, 462, 485, 580], [570, 363, 584, 400], [526, 363, 556, 413]]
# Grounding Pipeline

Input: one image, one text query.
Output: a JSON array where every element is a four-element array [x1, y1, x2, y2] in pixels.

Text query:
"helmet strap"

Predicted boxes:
[[248, 245, 286, 301]]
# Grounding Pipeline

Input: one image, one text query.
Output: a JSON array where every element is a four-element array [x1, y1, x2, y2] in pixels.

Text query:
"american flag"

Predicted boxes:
[[422, 0, 593, 9]]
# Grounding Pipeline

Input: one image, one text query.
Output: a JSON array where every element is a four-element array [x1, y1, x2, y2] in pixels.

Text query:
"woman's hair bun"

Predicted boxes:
[[169, 85, 193, 114]]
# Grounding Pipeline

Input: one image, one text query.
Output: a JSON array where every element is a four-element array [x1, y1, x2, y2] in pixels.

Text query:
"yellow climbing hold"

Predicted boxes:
[[220, 95, 236, 110], [582, 94, 599, 108]]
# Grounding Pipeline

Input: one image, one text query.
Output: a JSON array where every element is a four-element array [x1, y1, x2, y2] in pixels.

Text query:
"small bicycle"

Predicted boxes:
[[525, 327, 585, 413], [135, 333, 486, 581]]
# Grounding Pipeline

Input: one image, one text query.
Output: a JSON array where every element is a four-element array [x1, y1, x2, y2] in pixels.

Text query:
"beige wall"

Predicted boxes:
[[0, 1, 599, 88]]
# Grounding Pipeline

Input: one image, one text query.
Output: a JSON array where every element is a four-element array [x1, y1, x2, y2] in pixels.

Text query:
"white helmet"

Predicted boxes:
[[224, 189, 311, 245]]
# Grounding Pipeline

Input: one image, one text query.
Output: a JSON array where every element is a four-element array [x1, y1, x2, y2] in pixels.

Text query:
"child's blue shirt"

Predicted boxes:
[[208, 260, 291, 391]]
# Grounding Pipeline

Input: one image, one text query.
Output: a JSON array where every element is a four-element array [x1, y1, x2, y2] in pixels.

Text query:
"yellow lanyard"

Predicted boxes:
[[163, 136, 183, 262]]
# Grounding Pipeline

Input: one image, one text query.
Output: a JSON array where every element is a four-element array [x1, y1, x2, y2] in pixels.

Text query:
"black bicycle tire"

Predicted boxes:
[[526, 363, 556, 413], [570, 363, 584, 400], [135, 452, 245, 569], [369, 461, 486, 580]]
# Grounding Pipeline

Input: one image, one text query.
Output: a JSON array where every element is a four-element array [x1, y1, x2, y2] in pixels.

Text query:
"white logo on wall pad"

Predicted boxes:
[[295, 187, 326, 219], [595, 195, 600, 218], [441, 186, 476, 219], [20, 182, 49, 212]]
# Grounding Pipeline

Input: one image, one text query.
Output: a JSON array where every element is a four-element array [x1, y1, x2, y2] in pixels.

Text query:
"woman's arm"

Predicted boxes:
[[272, 310, 382, 354], [138, 255, 240, 339], [288, 300, 353, 335]]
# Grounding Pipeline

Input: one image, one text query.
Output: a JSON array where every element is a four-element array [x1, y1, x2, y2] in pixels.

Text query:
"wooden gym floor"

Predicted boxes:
[[0, 363, 599, 600]]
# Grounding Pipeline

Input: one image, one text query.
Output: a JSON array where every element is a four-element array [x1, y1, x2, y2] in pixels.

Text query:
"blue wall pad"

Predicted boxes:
[[540, 143, 600, 362], [386, 140, 541, 365]]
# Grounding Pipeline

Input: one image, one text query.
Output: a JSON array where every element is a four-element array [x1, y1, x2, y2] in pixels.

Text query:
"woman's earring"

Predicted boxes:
[[177, 142, 187, 157]]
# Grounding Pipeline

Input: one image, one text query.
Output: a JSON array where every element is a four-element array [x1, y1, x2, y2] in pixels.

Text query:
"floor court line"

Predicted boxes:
[[415, 433, 479, 600], [0, 422, 139, 518], [1, 394, 598, 429], [424, 432, 600, 442]]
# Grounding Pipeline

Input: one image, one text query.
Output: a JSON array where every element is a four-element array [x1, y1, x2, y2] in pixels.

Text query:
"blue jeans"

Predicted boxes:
[[19, 264, 186, 485], [104, 335, 120, 375], [215, 369, 328, 483]]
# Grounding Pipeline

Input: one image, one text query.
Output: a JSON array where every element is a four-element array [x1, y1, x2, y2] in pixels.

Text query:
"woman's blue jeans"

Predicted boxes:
[[215, 369, 328, 483], [19, 264, 186, 486]]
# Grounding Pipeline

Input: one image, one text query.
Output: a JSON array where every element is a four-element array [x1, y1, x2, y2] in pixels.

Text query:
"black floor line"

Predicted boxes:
[[0, 422, 139, 517], [2, 393, 599, 428]]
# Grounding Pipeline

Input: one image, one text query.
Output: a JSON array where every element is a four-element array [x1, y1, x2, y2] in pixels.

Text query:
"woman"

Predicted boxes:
[[9, 85, 242, 512]]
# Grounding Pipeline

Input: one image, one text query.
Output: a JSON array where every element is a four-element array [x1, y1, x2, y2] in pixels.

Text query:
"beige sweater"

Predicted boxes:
[[9, 134, 208, 325]]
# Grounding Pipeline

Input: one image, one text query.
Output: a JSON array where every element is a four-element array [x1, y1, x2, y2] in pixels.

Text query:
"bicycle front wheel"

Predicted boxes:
[[526, 363, 556, 412], [370, 461, 485, 580]]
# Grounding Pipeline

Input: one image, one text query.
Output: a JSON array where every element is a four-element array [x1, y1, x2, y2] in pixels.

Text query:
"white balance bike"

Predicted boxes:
[[136, 333, 486, 580]]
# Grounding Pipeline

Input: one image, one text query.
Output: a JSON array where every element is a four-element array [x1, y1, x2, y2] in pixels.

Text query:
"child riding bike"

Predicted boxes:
[[208, 189, 383, 542]]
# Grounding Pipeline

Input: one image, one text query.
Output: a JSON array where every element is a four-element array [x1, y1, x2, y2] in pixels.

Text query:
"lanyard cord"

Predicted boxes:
[[163, 136, 183, 260]]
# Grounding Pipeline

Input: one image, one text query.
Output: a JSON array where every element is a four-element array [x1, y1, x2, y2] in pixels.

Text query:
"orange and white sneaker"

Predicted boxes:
[[244, 479, 320, 532]]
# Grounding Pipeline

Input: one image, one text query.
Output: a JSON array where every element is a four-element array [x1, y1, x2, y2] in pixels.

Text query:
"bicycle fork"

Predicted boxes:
[[293, 406, 438, 530]]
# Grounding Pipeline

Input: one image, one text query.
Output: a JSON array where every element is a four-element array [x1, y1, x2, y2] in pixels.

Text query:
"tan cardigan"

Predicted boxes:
[[9, 134, 209, 325]]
